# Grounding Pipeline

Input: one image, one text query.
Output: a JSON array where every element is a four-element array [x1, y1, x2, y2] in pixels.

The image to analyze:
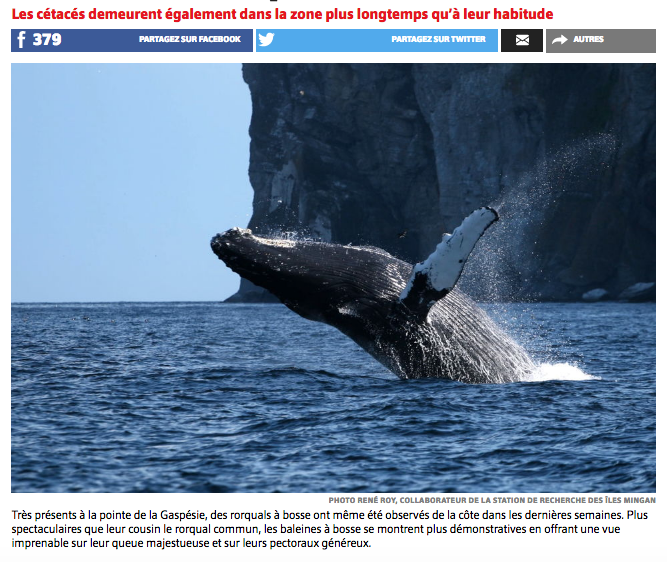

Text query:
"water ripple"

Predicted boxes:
[[11, 302, 655, 493]]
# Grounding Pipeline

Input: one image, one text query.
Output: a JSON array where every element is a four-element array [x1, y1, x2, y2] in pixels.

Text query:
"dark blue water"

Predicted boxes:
[[11, 302, 655, 493]]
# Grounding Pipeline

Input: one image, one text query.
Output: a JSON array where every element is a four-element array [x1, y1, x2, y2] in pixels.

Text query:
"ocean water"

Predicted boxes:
[[11, 302, 655, 493]]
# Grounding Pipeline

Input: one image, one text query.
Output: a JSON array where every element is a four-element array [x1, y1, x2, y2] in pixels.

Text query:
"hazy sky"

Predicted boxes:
[[12, 64, 253, 302]]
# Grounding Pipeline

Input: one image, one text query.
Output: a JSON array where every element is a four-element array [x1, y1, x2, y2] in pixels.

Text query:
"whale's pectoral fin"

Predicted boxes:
[[398, 207, 499, 317]]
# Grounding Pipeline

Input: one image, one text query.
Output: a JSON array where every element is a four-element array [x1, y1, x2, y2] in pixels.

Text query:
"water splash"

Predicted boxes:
[[524, 362, 599, 382], [457, 134, 618, 375]]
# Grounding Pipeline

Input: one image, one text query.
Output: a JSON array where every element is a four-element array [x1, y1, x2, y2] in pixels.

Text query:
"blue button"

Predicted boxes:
[[256, 29, 498, 52], [11, 29, 253, 52]]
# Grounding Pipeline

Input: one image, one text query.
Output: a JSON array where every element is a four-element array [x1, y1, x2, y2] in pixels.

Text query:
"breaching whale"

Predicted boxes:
[[211, 208, 535, 383]]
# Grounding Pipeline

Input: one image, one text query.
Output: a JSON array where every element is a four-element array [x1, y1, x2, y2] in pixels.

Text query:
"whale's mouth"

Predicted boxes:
[[211, 227, 250, 257], [211, 228, 298, 257], [211, 227, 306, 285], [210, 227, 408, 322], [211, 227, 262, 277], [211, 227, 346, 321]]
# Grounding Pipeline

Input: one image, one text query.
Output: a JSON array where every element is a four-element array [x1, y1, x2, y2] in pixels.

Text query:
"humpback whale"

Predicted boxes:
[[211, 208, 535, 383]]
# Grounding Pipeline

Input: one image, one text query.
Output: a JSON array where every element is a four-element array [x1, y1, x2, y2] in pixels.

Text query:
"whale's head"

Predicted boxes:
[[211, 228, 411, 325]]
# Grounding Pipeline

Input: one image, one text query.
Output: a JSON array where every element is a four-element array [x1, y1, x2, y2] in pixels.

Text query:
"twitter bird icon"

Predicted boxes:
[[258, 32, 274, 47]]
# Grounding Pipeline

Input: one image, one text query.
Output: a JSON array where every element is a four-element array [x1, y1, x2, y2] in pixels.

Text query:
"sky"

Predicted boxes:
[[11, 63, 252, 302]]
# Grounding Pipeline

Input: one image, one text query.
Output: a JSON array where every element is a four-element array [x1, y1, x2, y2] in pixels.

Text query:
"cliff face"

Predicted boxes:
[[230, 63, 655, 302]]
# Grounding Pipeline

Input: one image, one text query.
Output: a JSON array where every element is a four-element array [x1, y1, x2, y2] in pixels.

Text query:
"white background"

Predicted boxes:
[[5, 1, 661, 560]]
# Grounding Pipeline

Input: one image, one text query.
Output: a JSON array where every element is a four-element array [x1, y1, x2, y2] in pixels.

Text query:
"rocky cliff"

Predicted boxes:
[[228, 63, 655, 302]]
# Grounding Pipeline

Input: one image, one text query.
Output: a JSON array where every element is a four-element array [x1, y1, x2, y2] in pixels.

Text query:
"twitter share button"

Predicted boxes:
[[255, 29, 498, 52]]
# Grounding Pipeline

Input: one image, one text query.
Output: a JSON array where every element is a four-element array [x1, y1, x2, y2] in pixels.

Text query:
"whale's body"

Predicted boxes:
[[211, 209, 535, 383]]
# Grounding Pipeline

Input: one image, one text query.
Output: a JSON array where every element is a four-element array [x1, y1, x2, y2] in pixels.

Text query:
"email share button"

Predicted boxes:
[[500, 29, 544, 52]]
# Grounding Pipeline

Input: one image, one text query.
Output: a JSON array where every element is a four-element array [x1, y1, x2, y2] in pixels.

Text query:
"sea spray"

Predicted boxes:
[[458, 134, 618, 374], [460, 133, 618, 304]]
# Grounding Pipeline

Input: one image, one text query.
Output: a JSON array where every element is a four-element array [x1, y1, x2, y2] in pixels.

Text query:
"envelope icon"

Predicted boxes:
[[516, 34, 530, 46]]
